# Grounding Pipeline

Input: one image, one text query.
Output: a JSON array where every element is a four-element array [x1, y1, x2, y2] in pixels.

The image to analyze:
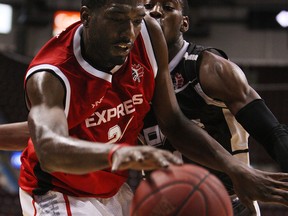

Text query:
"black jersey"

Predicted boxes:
[[140, 41, 250, 195]]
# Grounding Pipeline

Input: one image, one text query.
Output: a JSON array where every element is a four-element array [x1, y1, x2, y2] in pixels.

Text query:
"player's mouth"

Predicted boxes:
[[114, 42, 132, 56]]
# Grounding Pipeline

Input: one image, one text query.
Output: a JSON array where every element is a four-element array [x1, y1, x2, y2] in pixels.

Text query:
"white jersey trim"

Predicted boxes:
[[141, 21, 158, 78], [25, 64, 71, 117], [19, 184, 133, 216], [169, 40, 189, 72], [73, 25, 113, 83], [222, 109, 250, 164]]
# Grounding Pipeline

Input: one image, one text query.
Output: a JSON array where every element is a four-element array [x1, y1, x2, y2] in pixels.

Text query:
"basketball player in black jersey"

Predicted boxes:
[[141, 0, 288, 215]]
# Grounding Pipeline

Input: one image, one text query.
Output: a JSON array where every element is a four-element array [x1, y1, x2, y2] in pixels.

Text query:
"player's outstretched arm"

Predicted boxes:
[[190, 52, 288, 212], [0, 121, 29, 150], [145, 16, 288, 214], [198, 51, 288, 172]]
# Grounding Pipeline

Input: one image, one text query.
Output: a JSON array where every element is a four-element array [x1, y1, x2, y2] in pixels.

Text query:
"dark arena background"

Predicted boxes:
[[0, 0, 288, 215]]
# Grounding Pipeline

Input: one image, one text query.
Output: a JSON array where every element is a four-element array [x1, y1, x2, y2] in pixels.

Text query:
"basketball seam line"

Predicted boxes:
[[174, 172, 210, 216]]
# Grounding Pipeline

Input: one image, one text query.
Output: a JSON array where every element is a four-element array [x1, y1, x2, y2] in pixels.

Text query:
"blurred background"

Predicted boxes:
[[0, 0, 287, 215]]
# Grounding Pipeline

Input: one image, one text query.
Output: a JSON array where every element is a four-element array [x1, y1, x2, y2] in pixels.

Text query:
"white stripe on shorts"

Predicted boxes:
[[19, 183, 133, 216]]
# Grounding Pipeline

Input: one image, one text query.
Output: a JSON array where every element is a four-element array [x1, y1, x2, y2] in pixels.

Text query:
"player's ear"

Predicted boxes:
[[80, 6, 90, 27], [180, 15, 189, 33]]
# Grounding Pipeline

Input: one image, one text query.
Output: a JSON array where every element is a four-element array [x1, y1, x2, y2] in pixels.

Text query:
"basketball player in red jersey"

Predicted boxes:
[[1, 0, 288, 215], [19, 0, 186, 215]]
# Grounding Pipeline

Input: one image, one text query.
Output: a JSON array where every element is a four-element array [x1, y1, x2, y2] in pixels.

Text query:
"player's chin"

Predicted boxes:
[[110, 49, 130, 64], [110, 56, 127, 66]]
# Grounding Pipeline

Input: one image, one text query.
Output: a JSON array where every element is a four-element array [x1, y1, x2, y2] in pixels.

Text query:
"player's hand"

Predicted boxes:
[[229, 163, 288, 214], [110, 145, 182, 172]]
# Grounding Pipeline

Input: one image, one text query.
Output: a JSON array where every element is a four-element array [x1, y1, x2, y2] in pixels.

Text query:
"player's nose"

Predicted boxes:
[[149, 4, 163, 19]]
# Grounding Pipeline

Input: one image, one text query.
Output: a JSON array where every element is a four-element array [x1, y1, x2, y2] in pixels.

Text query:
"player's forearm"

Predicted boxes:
[[34, 131, 114, 174], [28, 104, 118, 174], [163, 117, 240, 174], [0, 122, 29, 150]]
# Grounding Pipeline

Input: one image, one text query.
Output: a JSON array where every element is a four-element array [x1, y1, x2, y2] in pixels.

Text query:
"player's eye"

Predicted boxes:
[[144, 3, 154, 10], [163, 5, 174, 11]]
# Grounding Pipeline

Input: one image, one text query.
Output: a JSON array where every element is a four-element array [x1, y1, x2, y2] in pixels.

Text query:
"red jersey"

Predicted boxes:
[[19, 21, 158, 198]]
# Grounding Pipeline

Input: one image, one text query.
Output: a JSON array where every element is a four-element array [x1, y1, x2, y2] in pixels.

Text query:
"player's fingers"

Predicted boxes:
[[163, 151, 183, 165], [131, 151, 144, 162], [152, 153, 170, 168], [268, 196, 288, 206], [266, 178, 288, 190], [267, 172, 288, 181], [156, 149, 184, 166], [269, 189, 288, 205], [111, 156, 121, 172], [111, 153, 131, 172]]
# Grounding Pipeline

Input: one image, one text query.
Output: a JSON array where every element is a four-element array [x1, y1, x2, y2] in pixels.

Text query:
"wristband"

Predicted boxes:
[[108, 144, 129, 166], [235, 99, 288, 171]]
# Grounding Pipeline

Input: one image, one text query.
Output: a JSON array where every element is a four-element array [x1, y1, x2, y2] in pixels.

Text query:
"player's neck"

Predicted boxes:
[[168, 37, 185, 62], [80, 33, 115, 72]]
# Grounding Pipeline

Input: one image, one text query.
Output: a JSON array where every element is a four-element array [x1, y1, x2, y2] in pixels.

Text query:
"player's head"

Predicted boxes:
[[80, 0, 146, 70], [144, 0, 189, 48]]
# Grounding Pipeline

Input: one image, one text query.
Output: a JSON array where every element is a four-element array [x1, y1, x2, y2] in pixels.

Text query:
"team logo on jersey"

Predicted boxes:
[[132, 64, 144, 83], [173, 73, 184, 89], [91, 96, 104, 109]]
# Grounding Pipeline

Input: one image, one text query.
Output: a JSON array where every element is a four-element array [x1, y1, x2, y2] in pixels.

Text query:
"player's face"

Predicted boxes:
[[144, 0, 187, 47], [82, 0, 146, 70]]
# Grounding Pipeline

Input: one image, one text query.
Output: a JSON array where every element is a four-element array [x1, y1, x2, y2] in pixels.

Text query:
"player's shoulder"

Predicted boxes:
[[143, 15, 165, 42], [185, 43, 229, 71], [143, 15, 158, 29], [200, 49, 229, 70], [143, 15, 168, 66]]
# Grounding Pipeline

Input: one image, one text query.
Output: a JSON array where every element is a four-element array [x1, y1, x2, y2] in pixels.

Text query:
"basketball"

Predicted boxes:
[[130, 164, 233, 216]]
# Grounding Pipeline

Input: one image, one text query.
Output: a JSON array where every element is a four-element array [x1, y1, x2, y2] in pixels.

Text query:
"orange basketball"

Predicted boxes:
[[130, 164, 233, 216]]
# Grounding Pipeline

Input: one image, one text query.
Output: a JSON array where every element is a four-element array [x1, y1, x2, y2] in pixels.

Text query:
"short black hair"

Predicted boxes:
[[181, 0, 190, 16], [81, 0, 107, 8]]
